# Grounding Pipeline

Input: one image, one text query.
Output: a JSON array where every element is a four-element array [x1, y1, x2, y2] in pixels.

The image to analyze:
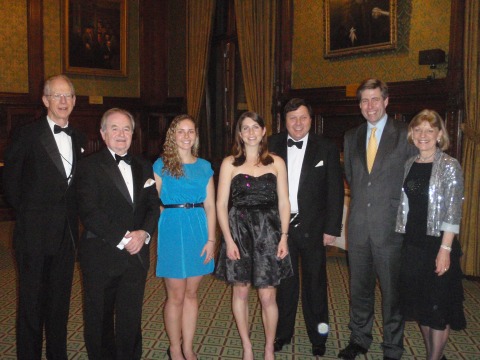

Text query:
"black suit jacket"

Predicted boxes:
[[269, 132, 344, 240], [3, 117, 85, 254], [76, 147, 159, 272]]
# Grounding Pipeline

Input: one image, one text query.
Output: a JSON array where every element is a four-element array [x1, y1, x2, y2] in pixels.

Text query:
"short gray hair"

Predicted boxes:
[[43, 74, 75, 96], [100, 108, 136, 131]]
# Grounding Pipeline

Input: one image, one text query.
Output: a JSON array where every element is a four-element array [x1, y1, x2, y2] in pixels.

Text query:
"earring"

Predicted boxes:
[[437, 138, 440, 143]]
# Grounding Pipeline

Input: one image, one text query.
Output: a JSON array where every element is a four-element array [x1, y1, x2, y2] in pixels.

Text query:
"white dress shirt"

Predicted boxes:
[[366, 113, 388, 150], [47, 117, 73, 182], [287, 133, 309, 214], [106, 149, 151, 249]]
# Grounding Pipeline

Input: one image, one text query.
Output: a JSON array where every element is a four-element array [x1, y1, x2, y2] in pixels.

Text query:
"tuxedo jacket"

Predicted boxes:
[[76, 147, 159, 272], [3, 117, 85, 254], [269, 132, 344, 240], [344, 117, 417, 246]]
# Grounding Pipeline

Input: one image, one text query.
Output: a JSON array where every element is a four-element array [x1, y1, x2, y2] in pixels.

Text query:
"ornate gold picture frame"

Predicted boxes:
[[324, 0, 397, 58], [63, 0, 127, 77]]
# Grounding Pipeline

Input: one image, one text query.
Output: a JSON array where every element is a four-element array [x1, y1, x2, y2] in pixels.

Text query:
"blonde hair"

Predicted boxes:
[[162, 114, 199, 178], [407, 109, 450, 151]]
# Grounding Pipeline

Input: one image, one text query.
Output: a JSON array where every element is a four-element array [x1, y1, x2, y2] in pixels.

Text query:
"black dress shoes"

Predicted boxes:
[[312, 344, 326, 356], [273, 338, 291, 352], [338, 342, 368, 359]]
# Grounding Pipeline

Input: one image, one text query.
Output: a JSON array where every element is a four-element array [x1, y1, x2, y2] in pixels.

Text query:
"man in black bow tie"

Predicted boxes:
[[269, 98, 344, 356], [3, 74, 86, 359], [76, 108, 159, 359]]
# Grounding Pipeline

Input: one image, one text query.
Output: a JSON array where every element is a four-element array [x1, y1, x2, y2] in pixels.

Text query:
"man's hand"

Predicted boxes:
[[124, 230, 147, 255], [323, 233, 336, 246]]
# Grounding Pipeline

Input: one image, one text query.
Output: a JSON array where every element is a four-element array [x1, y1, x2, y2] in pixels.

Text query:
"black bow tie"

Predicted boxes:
[[115, 153, 132, 165], [53, 124, 73, 136], [287, 138, 303, 149]]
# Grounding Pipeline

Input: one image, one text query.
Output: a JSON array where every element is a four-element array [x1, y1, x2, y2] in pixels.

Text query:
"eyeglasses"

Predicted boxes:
[[46, 93, 75, 101]]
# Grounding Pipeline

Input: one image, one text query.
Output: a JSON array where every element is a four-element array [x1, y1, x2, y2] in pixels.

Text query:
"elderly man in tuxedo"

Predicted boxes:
[[3, 74, 85, 359], [338, 79, 417, 360], [76, 108, 159, 360], [269, 98, 344, 356]]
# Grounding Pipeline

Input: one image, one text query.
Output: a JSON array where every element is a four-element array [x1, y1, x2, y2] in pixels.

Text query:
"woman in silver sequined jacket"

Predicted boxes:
[[395, 109, 466, 360], [395, 149, 464, 236]]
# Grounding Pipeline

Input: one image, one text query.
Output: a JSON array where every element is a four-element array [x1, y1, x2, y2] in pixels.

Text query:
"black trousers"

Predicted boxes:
[[81, 256, 147, 360], [275, 226, 329, 346], [15, 236, 75, 360]]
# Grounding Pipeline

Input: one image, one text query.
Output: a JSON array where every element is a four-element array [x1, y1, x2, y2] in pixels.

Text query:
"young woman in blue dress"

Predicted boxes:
[[153, 114, 216, 360]]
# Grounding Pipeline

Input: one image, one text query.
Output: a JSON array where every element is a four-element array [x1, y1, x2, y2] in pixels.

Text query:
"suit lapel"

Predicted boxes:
[[356, 123, 368, 173], [372, 118, 396, 173], [99, 149, 134, 206], [131, 158, 143, 207], [299, 135, 318, 188], [39, 118, 68, 178], [68, 130, 83, 187]]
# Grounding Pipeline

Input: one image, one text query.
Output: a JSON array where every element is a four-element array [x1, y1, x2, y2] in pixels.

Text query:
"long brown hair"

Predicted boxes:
[[232, 111, 273, 167], [162, 114, 199, 178]]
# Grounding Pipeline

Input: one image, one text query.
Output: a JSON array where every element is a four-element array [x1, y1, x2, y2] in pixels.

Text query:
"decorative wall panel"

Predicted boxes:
[[44, 0, 140, 98], [292, 0, 451, 88], [0, 1, 29, 93]]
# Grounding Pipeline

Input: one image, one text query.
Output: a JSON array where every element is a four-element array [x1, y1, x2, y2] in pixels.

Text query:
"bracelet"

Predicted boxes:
[[281, 232, 289, 237], [208, 239, 215, 243], [440, 244, 452, 252]]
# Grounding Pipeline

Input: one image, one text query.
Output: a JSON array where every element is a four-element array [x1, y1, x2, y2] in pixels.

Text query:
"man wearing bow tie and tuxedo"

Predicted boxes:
[[3, 74, 86, 359], [76, 108, 159, 360], [269, 98, 344, 356]]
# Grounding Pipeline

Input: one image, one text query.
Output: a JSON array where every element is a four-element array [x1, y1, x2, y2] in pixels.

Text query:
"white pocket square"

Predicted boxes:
[[315, 161, 324, 167], [144, 178, 156, 188]]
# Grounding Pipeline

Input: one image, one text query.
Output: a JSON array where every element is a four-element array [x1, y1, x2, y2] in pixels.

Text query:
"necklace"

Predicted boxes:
[[417, 152, 435, 162]]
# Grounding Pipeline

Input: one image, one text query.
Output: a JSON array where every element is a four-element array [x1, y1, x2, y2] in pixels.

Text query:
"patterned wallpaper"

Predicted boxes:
[[0, 1, 29, 93], [43, 0, 140, 98], [292, 0, 451, 89], [0, 0, 140, 97]]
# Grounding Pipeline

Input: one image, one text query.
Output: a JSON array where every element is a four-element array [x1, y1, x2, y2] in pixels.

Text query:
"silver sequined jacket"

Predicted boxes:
[[396, 149, 464, 236]]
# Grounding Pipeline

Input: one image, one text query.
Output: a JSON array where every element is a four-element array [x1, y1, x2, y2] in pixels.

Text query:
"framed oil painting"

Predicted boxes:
[[324, 0, 397, 58], [62, 0, 127, 77]]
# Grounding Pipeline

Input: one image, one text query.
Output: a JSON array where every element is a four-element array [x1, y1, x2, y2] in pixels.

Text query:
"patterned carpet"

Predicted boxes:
[[0, 221, 479, 359]]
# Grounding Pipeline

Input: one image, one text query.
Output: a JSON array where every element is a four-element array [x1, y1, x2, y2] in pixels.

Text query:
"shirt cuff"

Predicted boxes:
[[116, 231, 131, 250]]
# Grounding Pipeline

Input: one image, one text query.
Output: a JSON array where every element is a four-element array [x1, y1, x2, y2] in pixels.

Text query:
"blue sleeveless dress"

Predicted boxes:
[[153, 158, 214, 278]]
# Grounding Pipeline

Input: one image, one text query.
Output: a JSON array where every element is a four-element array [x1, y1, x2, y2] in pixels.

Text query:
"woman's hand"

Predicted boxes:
[[435, 247, 451, 276], [201, 240, 215, 264], [226, 241, 241, 260], [277, 238, 289, 259]]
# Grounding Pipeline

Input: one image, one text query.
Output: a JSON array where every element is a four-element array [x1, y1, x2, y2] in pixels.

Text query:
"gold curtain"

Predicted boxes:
[[186, 0, 216, 122], [460, 1, 480, 276], [234, 0, 276, 134]]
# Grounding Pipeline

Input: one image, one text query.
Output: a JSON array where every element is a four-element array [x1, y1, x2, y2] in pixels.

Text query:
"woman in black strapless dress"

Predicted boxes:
[[215, 111, 293, 360]]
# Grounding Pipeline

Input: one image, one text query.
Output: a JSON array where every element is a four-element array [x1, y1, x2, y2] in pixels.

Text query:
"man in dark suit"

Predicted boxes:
[[269, 98, 344, 356], [3, 74, 85, 359], [338, 79, 417, 360], [76, 108, 159, 360]]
